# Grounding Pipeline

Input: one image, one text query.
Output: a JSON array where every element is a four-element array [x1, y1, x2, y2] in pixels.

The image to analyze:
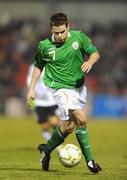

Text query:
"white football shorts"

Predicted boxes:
[[49, 84, 87, 120]]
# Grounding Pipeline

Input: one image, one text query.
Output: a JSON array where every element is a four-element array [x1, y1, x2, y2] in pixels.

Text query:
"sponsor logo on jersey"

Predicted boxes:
[[72, 42, 79, 49]]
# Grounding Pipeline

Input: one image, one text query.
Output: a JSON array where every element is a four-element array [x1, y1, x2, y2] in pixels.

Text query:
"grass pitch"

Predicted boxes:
[[0, 116, 127, 180]]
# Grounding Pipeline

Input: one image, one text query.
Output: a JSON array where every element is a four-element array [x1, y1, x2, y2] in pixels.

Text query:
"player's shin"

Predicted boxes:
[[43, 126, 67, 154], [76, 127, 93, 162]]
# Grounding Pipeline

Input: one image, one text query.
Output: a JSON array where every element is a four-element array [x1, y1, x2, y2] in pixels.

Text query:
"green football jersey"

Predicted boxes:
[[34, 30, 98, 89]]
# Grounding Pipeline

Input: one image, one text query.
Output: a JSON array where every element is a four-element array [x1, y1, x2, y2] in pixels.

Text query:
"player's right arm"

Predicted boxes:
[[27, 42, 46, 104], [27, 67, 42, 104]]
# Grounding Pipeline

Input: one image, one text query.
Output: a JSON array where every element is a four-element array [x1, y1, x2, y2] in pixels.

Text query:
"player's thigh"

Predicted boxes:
[[70, 109, 87, 126]]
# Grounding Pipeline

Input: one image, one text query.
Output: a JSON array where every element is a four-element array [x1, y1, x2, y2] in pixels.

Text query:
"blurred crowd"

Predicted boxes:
[[0, 16, 127, 112]]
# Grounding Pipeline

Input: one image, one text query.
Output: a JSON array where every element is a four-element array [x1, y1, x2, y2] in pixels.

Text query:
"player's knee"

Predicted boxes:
[[78, 116, 87, 128], [41, 122, 50, 131], [66, 121, 75, 133], [70, 109, 87, 128], [49, 116, 59, 128], [60, 121, 75, 134]]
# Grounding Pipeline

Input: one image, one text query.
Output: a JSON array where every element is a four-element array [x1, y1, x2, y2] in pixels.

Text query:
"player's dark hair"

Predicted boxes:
[[50, 13, 68, 27]]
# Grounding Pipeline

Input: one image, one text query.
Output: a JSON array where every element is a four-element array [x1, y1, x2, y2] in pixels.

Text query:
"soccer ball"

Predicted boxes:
[[58, 144, 82, 168]]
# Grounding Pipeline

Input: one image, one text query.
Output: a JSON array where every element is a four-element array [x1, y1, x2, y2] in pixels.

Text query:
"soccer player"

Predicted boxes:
[[27, 64, 59, 141], [27, 13, 102, 173]]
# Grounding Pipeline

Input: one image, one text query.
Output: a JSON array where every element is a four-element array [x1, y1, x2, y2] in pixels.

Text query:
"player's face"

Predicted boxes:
[[52, 24, 70, 43]]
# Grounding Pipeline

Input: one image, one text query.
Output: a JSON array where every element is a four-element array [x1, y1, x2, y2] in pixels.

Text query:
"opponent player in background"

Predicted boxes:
[[27, 13, 102, 173], [27, 64, 59, 141]]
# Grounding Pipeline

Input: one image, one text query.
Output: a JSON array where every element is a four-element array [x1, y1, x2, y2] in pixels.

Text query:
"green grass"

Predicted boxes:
[[0, 116, 127, 180]]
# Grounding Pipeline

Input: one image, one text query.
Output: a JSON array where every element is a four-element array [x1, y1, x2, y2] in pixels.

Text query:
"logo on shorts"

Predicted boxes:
[[72, 42, 79, 49]]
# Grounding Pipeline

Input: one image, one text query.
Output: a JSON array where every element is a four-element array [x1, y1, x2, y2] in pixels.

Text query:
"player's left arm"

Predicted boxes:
[[80, 31, 100, 73], [81, 52, 100, 73]]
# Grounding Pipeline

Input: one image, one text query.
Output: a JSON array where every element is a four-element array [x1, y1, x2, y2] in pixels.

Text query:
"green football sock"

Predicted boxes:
[[44, 127, 66, 154], [76, 127, 93, 162]]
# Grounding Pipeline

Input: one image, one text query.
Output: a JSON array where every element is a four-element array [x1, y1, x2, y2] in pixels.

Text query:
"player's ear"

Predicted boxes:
[[67, 24, 70, 31]]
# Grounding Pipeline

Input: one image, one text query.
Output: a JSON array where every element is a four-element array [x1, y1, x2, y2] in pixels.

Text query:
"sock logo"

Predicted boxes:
[[88, 161, 94, 168]]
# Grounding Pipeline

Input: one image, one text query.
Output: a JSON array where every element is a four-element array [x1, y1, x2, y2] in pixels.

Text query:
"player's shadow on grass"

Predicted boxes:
[[0, 168, 94, 176], [49, 169, 94, 176]]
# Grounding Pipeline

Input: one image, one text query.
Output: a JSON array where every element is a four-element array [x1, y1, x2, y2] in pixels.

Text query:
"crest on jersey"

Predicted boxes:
[[72, 42, 79, 49]]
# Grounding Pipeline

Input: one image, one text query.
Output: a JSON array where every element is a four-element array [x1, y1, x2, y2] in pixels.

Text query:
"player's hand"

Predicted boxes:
[[27, 89, 35, 110], [81, 61, 93, 73]]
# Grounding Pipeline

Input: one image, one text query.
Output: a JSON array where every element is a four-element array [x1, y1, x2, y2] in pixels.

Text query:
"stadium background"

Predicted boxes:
[[0, 0, 127, 117], [0, 1, 127, 180]]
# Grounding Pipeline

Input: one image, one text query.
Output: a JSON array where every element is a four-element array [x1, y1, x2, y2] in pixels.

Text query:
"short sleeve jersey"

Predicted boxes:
[[34, 30, 98, 89]]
